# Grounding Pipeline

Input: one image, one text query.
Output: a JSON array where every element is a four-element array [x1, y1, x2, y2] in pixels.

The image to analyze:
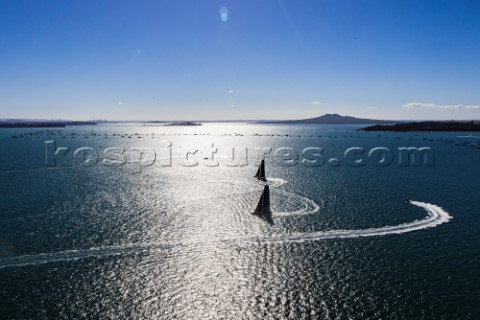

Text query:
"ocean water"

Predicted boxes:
[[0, 123, 479, 319]]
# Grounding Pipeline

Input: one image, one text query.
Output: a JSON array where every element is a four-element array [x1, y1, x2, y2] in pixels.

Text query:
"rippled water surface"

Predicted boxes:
[[0, 124, 479, 319]]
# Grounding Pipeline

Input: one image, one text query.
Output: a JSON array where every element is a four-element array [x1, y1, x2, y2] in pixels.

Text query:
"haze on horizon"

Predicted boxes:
[[1, 0, 480, 121]]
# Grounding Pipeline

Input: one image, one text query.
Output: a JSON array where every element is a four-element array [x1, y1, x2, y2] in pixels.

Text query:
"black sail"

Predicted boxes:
[[252, 184, 273, 224], [254, 160, 266, 181]]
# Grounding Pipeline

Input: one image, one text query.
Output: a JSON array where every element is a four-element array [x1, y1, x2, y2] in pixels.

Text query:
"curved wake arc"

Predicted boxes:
[[0, 201, 452, 269], [261, 201, 452, 243], [265, 177, 320, 217]]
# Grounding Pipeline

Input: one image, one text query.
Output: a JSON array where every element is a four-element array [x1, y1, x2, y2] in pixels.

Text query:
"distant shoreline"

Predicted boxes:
[[360, 121, 480, 132], [0, 121, 96, 128]]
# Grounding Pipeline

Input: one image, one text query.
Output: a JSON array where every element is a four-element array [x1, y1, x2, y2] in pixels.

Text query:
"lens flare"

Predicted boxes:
[[219, 7, 229, 22]]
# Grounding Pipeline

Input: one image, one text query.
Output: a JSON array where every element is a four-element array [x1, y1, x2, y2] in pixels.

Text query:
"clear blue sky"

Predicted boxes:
[[1, 0, 480, 120]]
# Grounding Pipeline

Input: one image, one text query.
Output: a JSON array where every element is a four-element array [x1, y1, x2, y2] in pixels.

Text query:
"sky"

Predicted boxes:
[[1, 0, 480, 121]]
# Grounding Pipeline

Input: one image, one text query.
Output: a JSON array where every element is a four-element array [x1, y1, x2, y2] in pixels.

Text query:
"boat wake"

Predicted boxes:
[[0, 201, 452, 269], [264, 177, 320, 217], [0, 178, 453, 269], [257, 201, 452, 243], [0, 244, 159, 270]]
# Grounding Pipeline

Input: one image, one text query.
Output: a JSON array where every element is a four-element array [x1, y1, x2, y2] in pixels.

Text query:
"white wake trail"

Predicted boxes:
[[0, 244, 160, 270], [0, 201, 452, 269], [260, 201, 452, 243], [265, 177, 321, 217], [0, 173, 453, 269]]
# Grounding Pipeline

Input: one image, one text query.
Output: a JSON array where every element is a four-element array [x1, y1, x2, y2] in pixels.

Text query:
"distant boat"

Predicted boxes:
[[254, 160, 267, 181], [252, 184, 274, 224]]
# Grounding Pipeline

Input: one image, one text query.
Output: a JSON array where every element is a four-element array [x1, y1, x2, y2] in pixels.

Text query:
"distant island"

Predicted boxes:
[[360, 121, 480, 132], [0, 120, 97, 128], [165, 121, 201, 126], [260, 113, 396, 125]]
